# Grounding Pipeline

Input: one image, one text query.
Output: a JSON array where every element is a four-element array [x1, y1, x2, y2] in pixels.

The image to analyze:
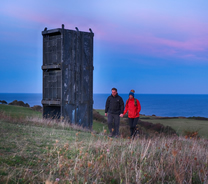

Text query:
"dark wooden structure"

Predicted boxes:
[[41, 24, 94, 128]]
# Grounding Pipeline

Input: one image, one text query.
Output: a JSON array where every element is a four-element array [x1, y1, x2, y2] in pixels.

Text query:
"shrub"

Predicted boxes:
[[8, 100, 30, 107], [0, 100, 7, 104], [93, 109, 107, 123], [187, 116, 208, 120], [138, 120, 177, 135], [31, 105, 43, 112]]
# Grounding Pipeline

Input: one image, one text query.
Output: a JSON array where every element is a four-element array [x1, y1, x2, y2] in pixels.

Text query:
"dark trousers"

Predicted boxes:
[[107, 113, 120, 135], [128, 117, 139, 137]]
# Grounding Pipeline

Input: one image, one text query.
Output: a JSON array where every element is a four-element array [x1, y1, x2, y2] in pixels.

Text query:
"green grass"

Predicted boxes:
[[92, 121, 109, 133], [85, 109, 208, 138], [0, 105, 208, 183], [0, 105, 109, 182], [141, 118, 208, 138], [0, 120, 208, 183], [0, 104, 108, 133], [0, 120, 95, 183], [1, 104, 208, 138], [0, 104, 41, 118], [95, 109, 106, 116], [95, 109, 208, 138]]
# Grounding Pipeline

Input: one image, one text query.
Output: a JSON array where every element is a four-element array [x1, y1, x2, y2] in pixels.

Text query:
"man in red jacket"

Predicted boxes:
[[121, 90, 141, 138]]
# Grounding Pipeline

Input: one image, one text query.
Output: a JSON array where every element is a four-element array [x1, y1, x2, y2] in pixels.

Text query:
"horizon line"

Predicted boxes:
[[0, 92, 207, 95]]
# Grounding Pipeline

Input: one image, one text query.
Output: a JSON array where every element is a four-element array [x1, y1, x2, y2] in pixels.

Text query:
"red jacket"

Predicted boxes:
[[123, 98, 141, 118]]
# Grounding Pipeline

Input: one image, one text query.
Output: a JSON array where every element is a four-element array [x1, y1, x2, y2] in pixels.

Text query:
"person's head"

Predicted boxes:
[[111, 87, 117, 97], [129, 89, 135, 99]]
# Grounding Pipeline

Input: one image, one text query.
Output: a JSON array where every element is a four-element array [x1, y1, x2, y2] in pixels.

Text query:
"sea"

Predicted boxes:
[[0, 93, 208, 118]]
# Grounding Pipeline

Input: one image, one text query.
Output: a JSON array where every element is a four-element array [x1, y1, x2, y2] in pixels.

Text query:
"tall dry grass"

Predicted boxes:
[[0, 111, 91, 133], [1, 132, 208, 183], [0, 111, 208, 183], [44, 135, 208, 183]]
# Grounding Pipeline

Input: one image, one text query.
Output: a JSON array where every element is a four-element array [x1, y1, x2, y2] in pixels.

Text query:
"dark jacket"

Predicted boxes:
[[105, 94, 124, 115]]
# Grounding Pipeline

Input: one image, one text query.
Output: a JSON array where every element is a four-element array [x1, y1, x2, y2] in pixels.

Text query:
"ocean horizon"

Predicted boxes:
[[0, 93, 208, 118]]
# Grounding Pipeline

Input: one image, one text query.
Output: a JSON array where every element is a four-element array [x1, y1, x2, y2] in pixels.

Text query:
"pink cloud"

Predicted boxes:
[[145, 35, 207, 52], [2, 3, 208, 62], [1, 4, 107, 36]]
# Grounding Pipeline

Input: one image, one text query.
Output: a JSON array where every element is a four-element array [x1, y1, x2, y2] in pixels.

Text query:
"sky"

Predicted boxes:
[[0, 0, 208, 94]]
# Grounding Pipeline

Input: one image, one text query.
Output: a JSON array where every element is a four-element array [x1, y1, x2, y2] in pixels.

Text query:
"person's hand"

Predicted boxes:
[[105, 113, 107, 117], [120, 114, 123, 118]]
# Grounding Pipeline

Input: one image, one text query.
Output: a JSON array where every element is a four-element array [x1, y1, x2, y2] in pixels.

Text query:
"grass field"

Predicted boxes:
[[141, 118, 208, 138], [96, 109, 208, 138], [0, 104, 41, 118], [0, 104, 108, 134], [0, 105, 208, 183]]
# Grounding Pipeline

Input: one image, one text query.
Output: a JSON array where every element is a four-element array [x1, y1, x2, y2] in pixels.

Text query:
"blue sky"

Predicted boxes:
[[0, 0, 208, 94]]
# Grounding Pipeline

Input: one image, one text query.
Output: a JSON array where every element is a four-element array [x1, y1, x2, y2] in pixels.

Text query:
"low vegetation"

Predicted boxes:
[[0, 104, 208, 183]]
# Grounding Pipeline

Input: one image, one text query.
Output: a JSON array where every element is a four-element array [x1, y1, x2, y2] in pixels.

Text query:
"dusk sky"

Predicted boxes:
[[0, 0, 208, 94]]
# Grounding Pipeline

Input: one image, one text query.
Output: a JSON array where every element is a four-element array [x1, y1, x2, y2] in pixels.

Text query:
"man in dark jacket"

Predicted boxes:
[[105, 88, 124, 137]]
